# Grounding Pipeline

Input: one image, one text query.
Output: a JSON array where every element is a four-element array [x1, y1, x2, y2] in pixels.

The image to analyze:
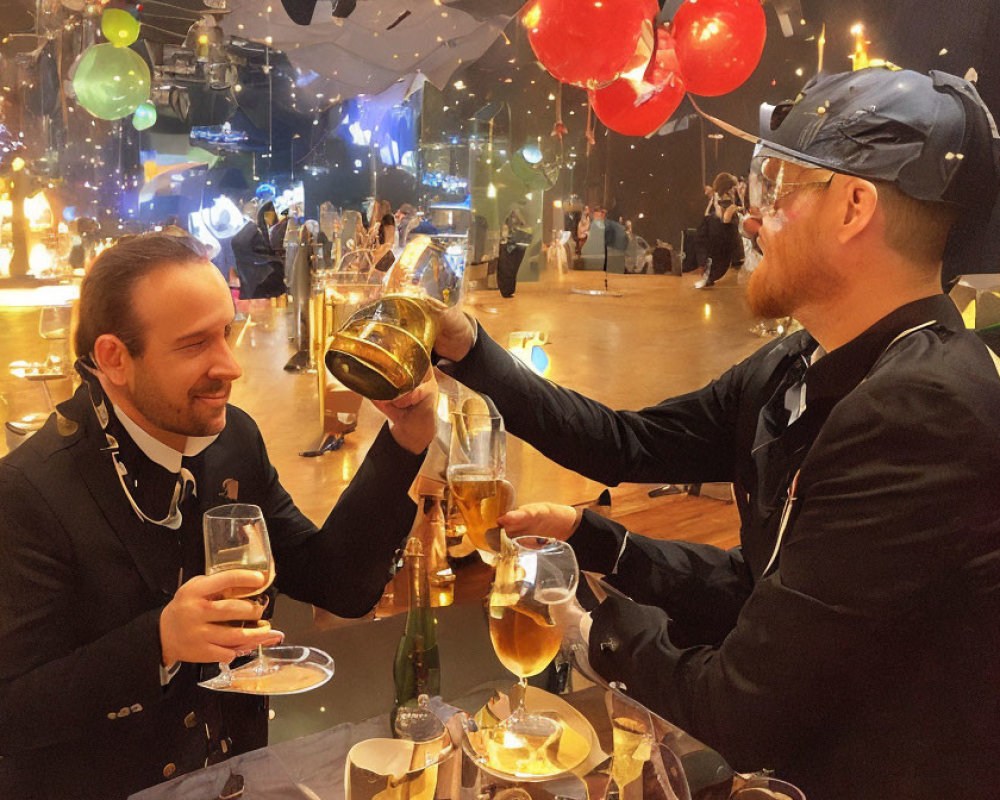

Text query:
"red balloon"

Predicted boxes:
[[590, 28, 687, 137], [524, 0, 659, 88], [670, 0, 766, 97]]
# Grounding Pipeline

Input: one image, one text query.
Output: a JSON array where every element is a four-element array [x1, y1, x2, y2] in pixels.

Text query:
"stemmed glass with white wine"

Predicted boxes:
[[199, 503, 334, 694], [487, 536, 579, 760]]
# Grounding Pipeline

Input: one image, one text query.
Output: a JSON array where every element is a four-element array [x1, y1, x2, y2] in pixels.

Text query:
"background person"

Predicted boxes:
[[695, 172, 745, 289], [576, 205, 591, 255], [497, 204, 532, 298]]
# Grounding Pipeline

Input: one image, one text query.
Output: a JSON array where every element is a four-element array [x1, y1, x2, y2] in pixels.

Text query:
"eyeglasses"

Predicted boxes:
[[749, 152, 835, 216]]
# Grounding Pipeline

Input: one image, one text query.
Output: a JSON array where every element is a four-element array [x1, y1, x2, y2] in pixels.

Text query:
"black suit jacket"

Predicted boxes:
[[0, 385, 423, 799], [439, 295, 1000, 800]]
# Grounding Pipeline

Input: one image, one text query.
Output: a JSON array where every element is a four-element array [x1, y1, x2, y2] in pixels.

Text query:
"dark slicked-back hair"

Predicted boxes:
[[75, 232, 210, 360]]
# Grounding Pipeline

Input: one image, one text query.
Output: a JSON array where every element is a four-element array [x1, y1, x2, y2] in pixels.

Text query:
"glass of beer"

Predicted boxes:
[[446, 411, 513, 562], [488, 536, 579, 739], [201, 504, 276, 688]]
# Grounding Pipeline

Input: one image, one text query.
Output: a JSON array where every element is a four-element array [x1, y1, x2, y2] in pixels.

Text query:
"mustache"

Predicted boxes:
[[189, 380, 229, 397]]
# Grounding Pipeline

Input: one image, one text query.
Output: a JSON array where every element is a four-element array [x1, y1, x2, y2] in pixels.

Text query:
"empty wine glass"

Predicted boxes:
[[488, 536, 579, 745], [446, 411, 514, 562]]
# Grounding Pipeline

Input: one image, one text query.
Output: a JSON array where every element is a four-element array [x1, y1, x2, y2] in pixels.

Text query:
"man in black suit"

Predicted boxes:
[[0, 233, 436, 799]]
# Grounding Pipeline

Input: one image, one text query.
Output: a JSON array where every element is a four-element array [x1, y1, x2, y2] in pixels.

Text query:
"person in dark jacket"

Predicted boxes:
[[695, 172, 745, 288], [0, 233, 436, 799], [497, 204, 532, 298], [430, 68, 1000, 800], [230, 201, 285, 299], [267, 208, 291, 253]]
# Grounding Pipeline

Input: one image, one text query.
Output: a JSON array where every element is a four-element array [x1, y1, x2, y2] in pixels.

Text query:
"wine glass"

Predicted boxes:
[[488, 536, 579, 745], [605, 695, 656, 800], [446, 411, 514, 562], [201, 504, 276, 688]]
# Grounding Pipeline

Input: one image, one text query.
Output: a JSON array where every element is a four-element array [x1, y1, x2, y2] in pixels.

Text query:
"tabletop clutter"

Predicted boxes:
[[130, 684, 803, 800]]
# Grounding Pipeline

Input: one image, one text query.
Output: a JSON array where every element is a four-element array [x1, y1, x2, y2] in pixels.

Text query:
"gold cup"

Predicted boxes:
[[346, 734, 453, 800], [325, 236, 461, 401], [326, 295, 436, 401]]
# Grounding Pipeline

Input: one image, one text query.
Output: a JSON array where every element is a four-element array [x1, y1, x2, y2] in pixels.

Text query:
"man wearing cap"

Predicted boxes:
[[432, 68, 1000, 799]]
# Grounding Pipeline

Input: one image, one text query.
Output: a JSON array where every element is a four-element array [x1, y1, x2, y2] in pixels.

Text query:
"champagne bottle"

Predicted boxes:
[[391, 537, 441, 735]]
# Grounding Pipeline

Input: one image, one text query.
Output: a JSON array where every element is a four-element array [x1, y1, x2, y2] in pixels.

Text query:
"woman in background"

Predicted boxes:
[[695, 172, 744, 289]]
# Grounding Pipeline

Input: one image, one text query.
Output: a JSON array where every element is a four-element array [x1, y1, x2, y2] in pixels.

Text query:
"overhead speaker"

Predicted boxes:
[[279, 0, 355, 26], [332, 0, 356, 17]]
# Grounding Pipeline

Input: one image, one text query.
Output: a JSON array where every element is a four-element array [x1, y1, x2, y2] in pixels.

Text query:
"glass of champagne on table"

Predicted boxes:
[[446, 411, 514, 562], [198, 504, 334, 694], [487, 536, 579, 755]]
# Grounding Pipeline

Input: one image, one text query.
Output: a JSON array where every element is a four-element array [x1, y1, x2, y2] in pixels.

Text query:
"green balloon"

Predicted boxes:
[[101, 8, 141, 48], [132, 101, 157, 131], [509, 148, 559, 191], [73, 43, 151, 121]]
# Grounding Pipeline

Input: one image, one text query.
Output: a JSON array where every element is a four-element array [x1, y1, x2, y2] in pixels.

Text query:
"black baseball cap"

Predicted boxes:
[[758, 67, 1000, 280]]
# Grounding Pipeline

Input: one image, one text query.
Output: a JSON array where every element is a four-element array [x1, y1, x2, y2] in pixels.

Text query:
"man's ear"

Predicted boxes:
[[837, 177, 880, 246], [92, 334, 132, 387]]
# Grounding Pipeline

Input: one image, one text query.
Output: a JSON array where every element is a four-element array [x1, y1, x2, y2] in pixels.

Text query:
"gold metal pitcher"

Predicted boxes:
[[326, 236, 462, 401]]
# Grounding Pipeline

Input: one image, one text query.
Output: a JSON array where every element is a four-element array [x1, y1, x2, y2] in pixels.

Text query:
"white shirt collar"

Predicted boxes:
[[111, 401, 219, 473]]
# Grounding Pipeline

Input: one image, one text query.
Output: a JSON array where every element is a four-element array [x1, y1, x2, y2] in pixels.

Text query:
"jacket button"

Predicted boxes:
[[107, 712, 117, 720], [131, 703, 143, 713], [600, 636, 619, 653], [163, 763, 176, 778], [118, 706, 131, 718], [184, 711, 198, 729]]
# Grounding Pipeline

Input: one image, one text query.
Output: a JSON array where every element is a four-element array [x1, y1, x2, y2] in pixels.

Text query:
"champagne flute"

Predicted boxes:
[[203, 504, 276, 685], [446, 411, 513, 561], [607, 712, 654, 800], [488, 536, 579, 746]]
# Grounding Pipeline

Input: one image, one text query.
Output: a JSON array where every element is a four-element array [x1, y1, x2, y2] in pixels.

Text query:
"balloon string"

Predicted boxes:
[[685, 94, 758, 144], [585, 99, 596, 157], [141, 12, 206, 22], [142, 0, 212, 12], [551, 83, 567, 154], [139, 22, 187, 39]]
